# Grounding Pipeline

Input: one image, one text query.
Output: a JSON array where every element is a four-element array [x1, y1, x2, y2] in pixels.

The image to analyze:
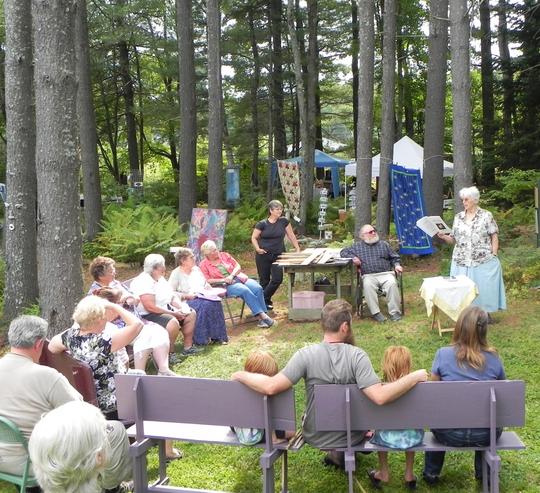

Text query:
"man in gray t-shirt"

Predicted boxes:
[[232, 300, 427, 464]]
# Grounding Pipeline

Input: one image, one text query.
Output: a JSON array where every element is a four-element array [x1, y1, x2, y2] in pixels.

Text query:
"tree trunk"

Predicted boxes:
[[177, 0, 197, 223], [351, 0, 359, 158], [207, 0, 223, 209], [355, 0, 375, 231], [269, 0, 287, 160], [76, 0, 102, 241], [450, 0, 473, 210], [479, 0, 496, 186], [305, 0, 317, 202], [248, 9, 260, 188], [423, 0, 448, 217], [376, 0, 397, 239], [32, 0, 83, 335], [4, 0, 38, 320]]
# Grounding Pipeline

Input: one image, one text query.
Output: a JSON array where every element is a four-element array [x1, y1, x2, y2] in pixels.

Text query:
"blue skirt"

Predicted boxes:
[[450, 256, 506, 313], [187, 298, 228, 345]]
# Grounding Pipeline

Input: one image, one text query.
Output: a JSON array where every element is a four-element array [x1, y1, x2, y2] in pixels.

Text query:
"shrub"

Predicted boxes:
[[84, 204, 186, 263], [483, 168, 540, 208]]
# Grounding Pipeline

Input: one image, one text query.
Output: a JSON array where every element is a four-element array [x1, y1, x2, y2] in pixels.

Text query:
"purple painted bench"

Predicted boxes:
[[115, 374, 301, 493], [314, 380, 525, 493]]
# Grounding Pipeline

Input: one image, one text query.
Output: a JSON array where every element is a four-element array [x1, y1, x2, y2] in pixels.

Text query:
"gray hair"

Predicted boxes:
[[459, 186, 480, 203], [8, 315, 48, 348], [268, 200, 284, 211], [143, 253, 166, 274], [174, 247, 195, 266], [72, 295, 107, 328], [200, 240, 218, 256], [29, 401, 110, 493]]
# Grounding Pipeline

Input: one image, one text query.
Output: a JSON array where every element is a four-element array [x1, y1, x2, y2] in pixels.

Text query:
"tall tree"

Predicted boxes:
[[207, 0, 223, 209], [376, 0, 397, 238], [351, 0, 359, 157], [423, 0, 449, 217], [248, 7, 260, 188], [497, 0, 514, 158], [450, 0, 473, 210], [479, 0, 496, 185], [32, 0, 83, 335], [355, 0, 375, 231], [177, 0, 197, 223], [3, 0, 38, 320], [76, 0, 102, 241]]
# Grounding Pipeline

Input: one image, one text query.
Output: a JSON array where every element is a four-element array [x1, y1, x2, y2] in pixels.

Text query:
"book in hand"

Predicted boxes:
[[416, 216, 452, 236]]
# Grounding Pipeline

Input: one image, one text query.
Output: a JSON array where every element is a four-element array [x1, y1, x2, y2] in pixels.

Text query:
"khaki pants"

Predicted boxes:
[[362, 271, 401, 316], [101, 420, 133, 489]]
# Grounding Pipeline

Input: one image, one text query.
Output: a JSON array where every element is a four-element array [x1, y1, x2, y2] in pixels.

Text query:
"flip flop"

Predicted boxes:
[[367, 470, 383, 490]]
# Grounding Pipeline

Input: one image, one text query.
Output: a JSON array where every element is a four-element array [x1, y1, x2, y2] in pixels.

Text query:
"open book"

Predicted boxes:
[[416, 216, 452, 236]]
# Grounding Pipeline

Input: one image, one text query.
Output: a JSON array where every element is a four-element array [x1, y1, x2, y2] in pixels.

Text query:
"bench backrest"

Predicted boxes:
[[115, 374, 296, 431], [39, 340, 98, 406], [314, 380, 525, 431]]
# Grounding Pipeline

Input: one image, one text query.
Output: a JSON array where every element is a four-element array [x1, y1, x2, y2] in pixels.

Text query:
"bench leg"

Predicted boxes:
[[485, 451, 501, 493], [132, 448, 149, 493], [344, 451, 356, 493], [158, 440, 167, 483], [262, 463, 275, 493], [280, 451, 288, 493]]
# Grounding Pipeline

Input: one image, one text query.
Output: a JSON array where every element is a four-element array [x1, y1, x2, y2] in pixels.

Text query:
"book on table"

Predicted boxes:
[[416, 216, 451, 236]]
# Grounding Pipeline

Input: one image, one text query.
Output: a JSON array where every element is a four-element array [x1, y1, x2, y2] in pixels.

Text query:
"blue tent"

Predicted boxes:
[[271, 149, 349, 198]]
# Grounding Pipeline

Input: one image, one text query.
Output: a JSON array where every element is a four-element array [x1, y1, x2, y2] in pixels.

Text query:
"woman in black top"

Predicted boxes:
[[251, 200, 300, 310]]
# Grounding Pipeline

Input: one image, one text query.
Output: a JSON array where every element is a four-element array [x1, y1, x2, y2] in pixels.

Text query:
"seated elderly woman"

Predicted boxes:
[[49, 296, 143, 420], [29, 401, 130, 493], [199, 240, 275, 328], [169, 247, 228, 345], [130, 253, 200, 359], [88, 256, 136, 303]]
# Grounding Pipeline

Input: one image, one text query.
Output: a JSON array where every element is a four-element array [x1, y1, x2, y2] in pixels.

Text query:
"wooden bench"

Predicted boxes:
[[314, 380, 525, 493], [115, 374, 301, 493]]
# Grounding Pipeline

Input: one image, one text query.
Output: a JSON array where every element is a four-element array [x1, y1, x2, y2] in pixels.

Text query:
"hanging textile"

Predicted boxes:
[[277, 160, 301, 220], [390, 164, 434, 255], [187, 208, 228, 262]]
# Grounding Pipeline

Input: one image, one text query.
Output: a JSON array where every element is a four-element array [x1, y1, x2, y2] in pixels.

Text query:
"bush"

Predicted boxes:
[[84, 204, 186, 264], [483, 168, 540, 208]]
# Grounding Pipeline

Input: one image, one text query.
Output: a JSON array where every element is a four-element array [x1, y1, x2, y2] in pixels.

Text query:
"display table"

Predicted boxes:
[[280, 257, 356, 320], [420, 275, 478, 336]]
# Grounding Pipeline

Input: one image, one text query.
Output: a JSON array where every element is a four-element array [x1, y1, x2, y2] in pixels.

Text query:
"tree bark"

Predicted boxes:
[[479, 0, 496, 186], [355, 0, 375, 231], [32, 0, 83, 335], [76, 0, 102, 241], [177, 0, 197, 223], [248, 8, 260, 188], [207, 0, 223, 209], [376, 0, 397, 239], [450, 0, 473, 211], [4, 0, 38, 320], [351, 0, 359, 158], [423, 0, 449, 217]]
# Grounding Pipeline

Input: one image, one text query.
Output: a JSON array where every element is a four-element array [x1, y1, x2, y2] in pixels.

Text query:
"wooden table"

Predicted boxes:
[[281, 258, 356, 320], [419, 275, 478, 336]]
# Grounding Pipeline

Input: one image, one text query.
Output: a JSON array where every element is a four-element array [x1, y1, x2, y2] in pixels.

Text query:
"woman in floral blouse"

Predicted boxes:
[[437, 186, 506, 318]]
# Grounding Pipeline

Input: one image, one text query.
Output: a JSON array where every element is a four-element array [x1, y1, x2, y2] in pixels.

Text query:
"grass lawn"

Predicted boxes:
[[1, 251, 539, 492]]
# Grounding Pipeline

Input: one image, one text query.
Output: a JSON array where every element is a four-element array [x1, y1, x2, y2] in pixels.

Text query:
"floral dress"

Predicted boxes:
[[61, 327, 122, 412]]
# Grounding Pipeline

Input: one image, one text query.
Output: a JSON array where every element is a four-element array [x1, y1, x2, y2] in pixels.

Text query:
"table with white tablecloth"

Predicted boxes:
[[419, 275, 478, 336]]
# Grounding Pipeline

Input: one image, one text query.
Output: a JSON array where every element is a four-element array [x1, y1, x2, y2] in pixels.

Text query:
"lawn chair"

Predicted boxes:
[[0, 416, 40, 493], [211, 281, 246, 327], [356, 268, 404, 317]]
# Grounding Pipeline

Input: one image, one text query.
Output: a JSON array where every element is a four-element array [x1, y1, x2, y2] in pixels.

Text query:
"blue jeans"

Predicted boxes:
[[226, 279, 267, 316], [424, 427, 502, 479]]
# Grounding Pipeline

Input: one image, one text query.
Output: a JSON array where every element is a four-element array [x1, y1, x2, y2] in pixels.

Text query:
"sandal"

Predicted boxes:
[[405, 476, 417, 490], [166, 448, 183, 461], [367, 470, 383, 490]]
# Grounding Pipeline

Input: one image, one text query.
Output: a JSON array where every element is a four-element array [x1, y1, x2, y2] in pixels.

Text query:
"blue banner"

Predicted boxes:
[[390, 164, 434, 255]]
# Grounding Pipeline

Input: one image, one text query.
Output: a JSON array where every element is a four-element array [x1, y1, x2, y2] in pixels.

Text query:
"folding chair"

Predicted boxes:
[[211, 281, 246, 327], [0, 416, 40, 493], [356, 269, 404, 317]]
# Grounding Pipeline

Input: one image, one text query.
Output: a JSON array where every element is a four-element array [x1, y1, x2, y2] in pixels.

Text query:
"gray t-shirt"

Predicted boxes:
[[281, 342, 380, 449]]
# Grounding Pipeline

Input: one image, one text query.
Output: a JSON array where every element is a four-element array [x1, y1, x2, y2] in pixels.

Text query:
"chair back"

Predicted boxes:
[[0, 416, 28, 451]]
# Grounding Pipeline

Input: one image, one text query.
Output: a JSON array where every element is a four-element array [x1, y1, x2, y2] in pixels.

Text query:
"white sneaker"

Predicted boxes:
[[257, 318, 275, 328]]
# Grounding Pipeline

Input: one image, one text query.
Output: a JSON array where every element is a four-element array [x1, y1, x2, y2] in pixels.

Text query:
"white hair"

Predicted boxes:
[[143, 253, 166, 274], [72, 295, 107, 328], [8, 315, 48, 348], [200, 240, 218, 256], [459, 186, 480, 203], [29, 401, 110, 493]]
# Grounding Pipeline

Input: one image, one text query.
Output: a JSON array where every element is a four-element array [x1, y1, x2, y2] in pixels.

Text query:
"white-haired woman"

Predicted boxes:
[[199, 240, 275, 328], [251, 199, 300, 310], [438, 186, 506, 318], [49, 296, 143, 420], [29, 401, 131, 493], [130, 253, 199, 359], [169, 248, 228, 344]]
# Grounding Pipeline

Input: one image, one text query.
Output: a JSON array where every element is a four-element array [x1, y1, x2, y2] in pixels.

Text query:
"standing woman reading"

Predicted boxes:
[[251, 200, 301, 310]]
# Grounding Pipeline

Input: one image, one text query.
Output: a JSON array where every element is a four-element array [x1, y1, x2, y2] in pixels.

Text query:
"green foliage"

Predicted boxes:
[[484, 169, 540, 208], [223, 195, 268, 254], [83, 204, 186, 263], [501, 244, 540, 294]]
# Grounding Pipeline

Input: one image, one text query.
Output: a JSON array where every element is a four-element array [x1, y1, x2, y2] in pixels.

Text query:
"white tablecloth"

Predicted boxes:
[[419, 275, 478, 321]]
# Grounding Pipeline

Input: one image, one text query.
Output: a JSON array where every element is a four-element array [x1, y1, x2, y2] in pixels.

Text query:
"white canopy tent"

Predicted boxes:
[[345, 135, 454, 178]]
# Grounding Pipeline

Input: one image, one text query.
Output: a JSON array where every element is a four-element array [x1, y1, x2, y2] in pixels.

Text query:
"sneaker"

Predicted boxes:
[[422, 473, 439, 485], [389, 312, 402, 322], [372, 312, 387, 323], [266, 302, 274, 311], [168, 353, 182, 365], [257, 318, 275, 328], [158, 369, 177, 376], [181, 345, 204, 356]]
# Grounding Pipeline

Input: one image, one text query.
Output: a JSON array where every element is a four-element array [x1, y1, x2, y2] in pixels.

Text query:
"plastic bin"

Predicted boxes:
[[292, 291, 325, 309]]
